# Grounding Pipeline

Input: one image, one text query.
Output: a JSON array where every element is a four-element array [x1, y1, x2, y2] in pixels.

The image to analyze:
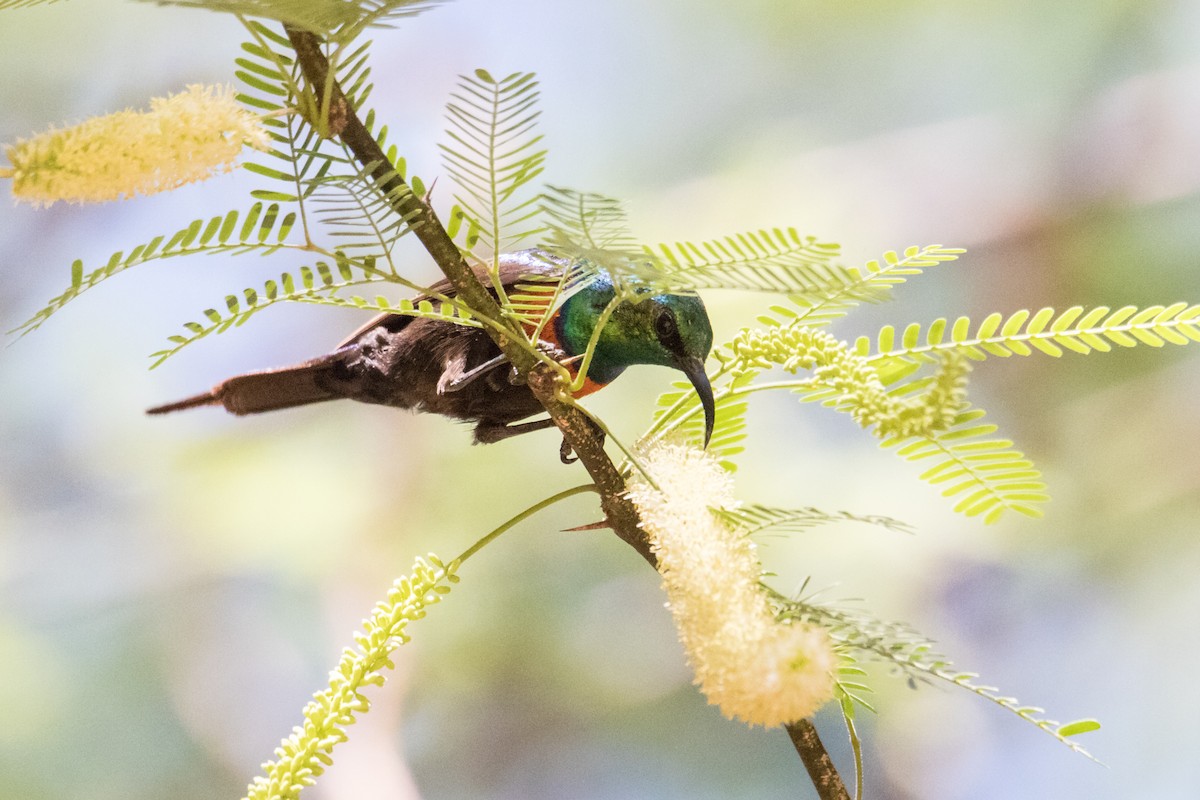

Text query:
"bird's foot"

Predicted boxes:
[[507, 341, 573, 387], [558, 416, 606, 464], [559, 437, 578, 464], [441, 353, 509, 394], [473, 416, 557, 444]]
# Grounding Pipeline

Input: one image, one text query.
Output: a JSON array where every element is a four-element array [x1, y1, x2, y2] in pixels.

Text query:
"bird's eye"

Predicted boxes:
[[655, 308, 678, 342]]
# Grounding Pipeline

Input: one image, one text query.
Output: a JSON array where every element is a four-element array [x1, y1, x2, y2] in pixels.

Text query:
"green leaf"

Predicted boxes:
[[640, 227, 849, 295], [881, 404, 1047, 523], [12, 204, 304, 337], [782, 598, 1101, 762], [439, 69, 547, 263], [1057, 719, 1102, 738], [150, 262, 479, 368], [859, 303, 1200, 370], [138, 0, 439, 38], [540, 185, 638, 256], [717, 504, 911, 536]]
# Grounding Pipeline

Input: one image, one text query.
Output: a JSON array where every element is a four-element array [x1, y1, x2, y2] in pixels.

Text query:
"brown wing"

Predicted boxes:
[[147, 251, 567, 420], [335, 249, 565, 348]]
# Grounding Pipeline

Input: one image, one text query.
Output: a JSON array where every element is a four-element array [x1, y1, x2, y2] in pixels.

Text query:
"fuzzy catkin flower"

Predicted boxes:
[[244, 554, 458, 800], [627, 443, 835, 727], [1, 84, 269, 206]]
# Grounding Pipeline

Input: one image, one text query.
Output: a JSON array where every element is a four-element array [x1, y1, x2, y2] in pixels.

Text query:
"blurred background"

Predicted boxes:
[[2, 1, 1199, 798]]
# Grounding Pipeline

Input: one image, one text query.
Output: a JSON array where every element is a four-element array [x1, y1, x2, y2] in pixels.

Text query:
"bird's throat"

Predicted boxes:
[[543, 299, 627, 393]]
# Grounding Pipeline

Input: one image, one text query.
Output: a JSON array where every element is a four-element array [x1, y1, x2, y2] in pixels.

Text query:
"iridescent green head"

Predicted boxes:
[[555, 275, 715, 446]]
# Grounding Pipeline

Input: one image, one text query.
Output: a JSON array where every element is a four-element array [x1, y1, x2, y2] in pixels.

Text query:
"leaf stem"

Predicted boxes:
[[844, 712, 864, 800], [455, 484, 599, 564]]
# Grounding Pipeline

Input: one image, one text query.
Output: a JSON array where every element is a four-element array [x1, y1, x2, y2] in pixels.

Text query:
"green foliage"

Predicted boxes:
[[244, 554, 458, 800], [716, 504, 911, 536], [307, 157, 421, 256], [11, 4, 1197, 791], [651, 373, 754, 470], [148, 255, 479, 367], [780, 244, 965, 328], [236, 19, 424, 260], [541, 184, 639, 258], [641, 246, 1044, 521], [778, 594, 1102, 761], [12, 202, 301, 337], [641, 228, 847, 293], [833, 670, 868, 800], [13, 17, 441, 368], [857, 303, 1200, 365], [440, 69, 547, 266], [881, 405, 1047, 522], [139, 0, 438, 39], [845, 302, 1198, 521], [642, 246, 1200, 523], [0, 0, 62, 9]]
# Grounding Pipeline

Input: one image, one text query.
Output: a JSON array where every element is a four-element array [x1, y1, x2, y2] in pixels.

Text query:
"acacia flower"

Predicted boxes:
[[245, 554, 458, 800], [1, 84, 269, 206], [627, 442, 836, 727]]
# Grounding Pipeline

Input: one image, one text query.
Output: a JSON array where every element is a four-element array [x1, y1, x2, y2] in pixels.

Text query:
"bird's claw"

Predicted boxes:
[[558, 417, 606, 464], [442, 353, 509, 393], [559, 437, 578, 464]]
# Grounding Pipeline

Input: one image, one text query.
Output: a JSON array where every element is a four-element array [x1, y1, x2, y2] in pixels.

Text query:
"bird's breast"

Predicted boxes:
[[527, 315, 607, 399]]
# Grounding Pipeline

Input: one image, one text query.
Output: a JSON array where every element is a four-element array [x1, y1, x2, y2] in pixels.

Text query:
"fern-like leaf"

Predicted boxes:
[[717, 504, 912, 536], [781, 598, 1101, 761], [308, 159, 420, 257], [440, 69, 547, 266], [13, 203, 300, 336], [784, 244, 965, 328], [540, 185, 640, 261], [151, 258, 377, 367], [151, 256, 479, 367], [143, 0, 438, 38], [236, 22, 423, 259], [0, 0, 62, 8], [878, 404, 1048, 523], [856, 303, 1200, 368], [640, 228, 849, 294]]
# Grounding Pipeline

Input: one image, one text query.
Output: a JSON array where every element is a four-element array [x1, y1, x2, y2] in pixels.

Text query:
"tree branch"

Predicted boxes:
[[283, 26, 846, 799], [788, 720, 852, 800], [285, 25, 653, 566]]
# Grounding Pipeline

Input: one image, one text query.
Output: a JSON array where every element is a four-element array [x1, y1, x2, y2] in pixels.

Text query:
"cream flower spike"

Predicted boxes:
[[1, 84, 269, 206], [628, 442, 836, 727]]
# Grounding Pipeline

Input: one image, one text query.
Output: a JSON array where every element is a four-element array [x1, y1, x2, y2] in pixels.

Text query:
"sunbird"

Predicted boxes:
[[148, 250, 716, 447]]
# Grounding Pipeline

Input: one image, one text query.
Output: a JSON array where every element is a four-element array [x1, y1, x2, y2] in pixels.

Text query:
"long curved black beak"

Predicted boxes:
[[679, 355, 715, 449]]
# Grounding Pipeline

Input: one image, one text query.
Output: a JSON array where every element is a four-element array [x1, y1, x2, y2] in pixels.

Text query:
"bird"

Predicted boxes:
[[147, 249, 716, 450]]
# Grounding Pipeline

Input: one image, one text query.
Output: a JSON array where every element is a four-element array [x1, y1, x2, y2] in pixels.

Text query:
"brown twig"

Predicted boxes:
[[284, 26, 653, 566], [788, 720, 852, 800], [283, 25, 846, 798]]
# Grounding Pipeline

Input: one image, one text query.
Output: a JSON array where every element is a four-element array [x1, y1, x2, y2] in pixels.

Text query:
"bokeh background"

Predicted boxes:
[[3, 1, 1200, 798]]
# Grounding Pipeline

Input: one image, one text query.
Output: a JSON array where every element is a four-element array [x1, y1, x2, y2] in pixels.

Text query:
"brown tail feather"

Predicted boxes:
[[146, 391, 220, 415], [147, 354, 347, 416]]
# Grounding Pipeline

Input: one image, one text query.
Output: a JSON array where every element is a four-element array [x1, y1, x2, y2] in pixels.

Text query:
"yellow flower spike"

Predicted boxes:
[[243, 554, 457, 800], [628, 442, 836, 727], [3, 84, 269, 206]]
